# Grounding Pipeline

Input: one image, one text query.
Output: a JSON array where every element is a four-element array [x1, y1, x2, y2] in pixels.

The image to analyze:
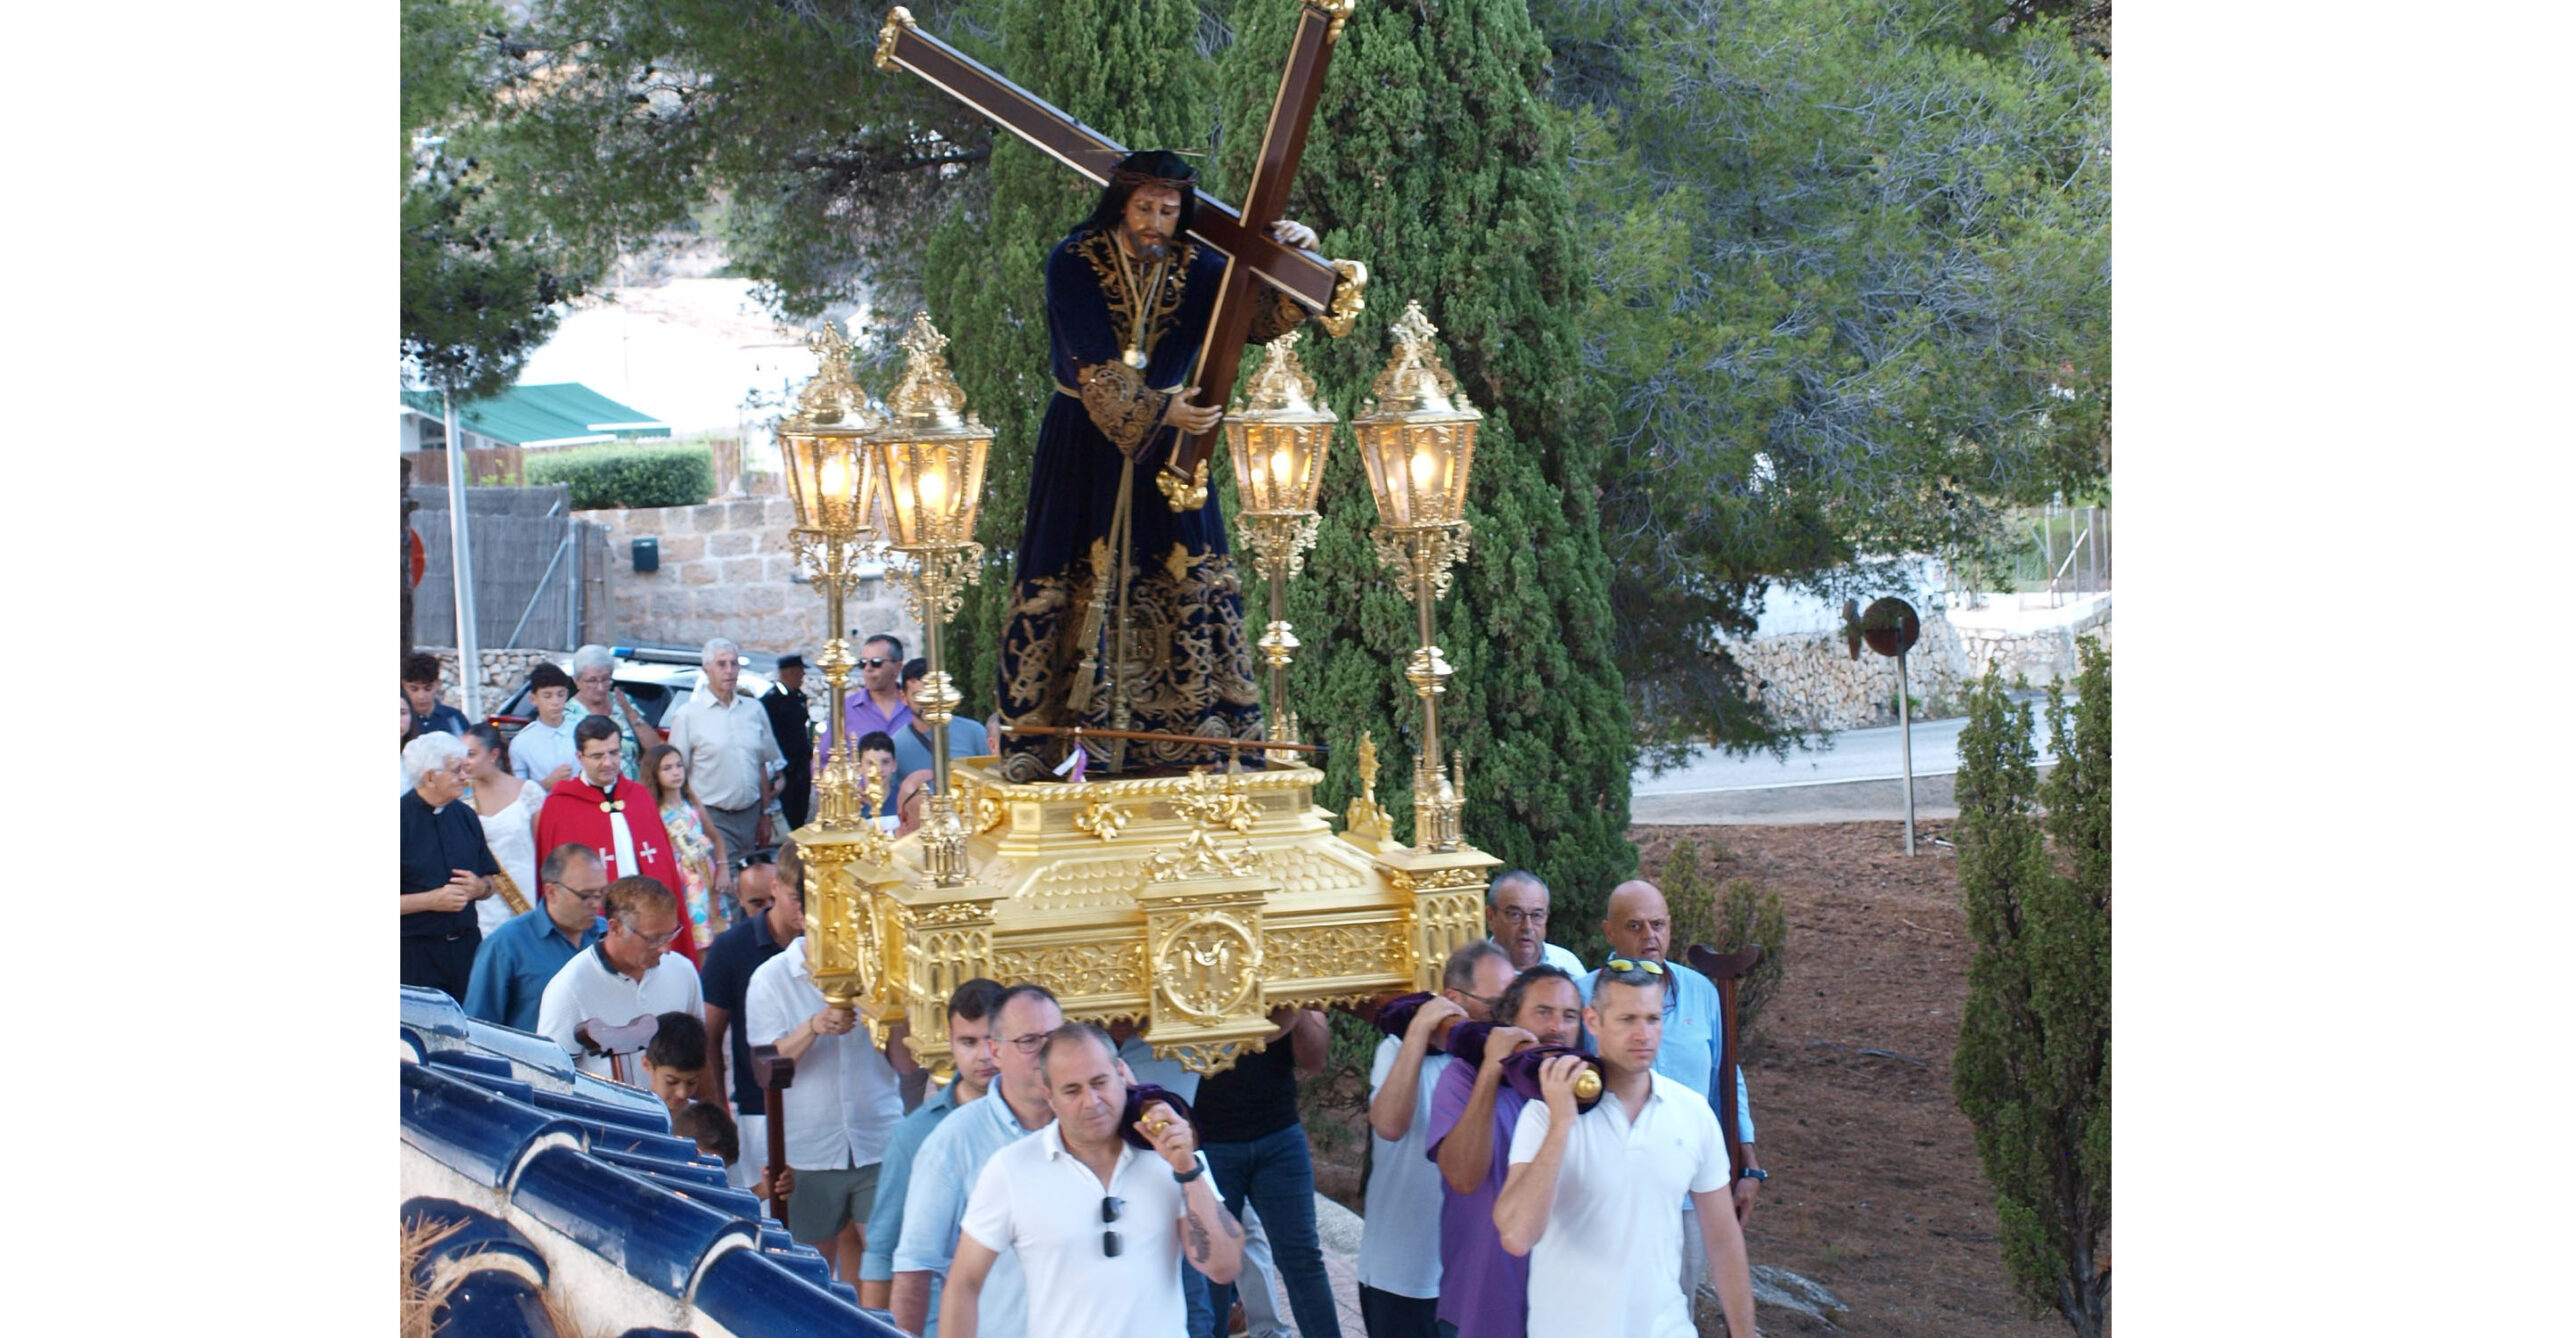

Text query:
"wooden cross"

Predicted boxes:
[[876, 3, 1369, 502], [1685, 942, 1765, 1202]]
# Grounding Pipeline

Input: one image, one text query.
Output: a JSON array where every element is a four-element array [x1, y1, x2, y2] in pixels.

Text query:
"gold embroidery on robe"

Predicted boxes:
[[1074, 231, 1190, 368], [1077, 360, 1169, 456]]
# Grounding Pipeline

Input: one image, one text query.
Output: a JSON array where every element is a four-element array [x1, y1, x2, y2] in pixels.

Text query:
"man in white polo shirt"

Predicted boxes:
[[666, 637, 783, 869], [1357, 937, 1516, 1336], [1494, 960, 1756, 1338], [943, 1022, 1243, 1338], [744, 920, 908, 1279], [534, 875, 704, 1081]]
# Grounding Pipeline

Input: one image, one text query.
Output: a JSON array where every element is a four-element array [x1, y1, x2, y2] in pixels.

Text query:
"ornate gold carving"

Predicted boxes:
[[1155, 467, 1210, 512], [888, 541, 985, 625], [886, 309, 973, 427], [906, 901, 995, 928], [1075, 798, 1131, 841], [1309, 1, 1357, 47], [995, 940, 1146, 997], [793, 321, 877, 426], [1345, 731, 1395, 843], [875, 6, 915, 69], [1262, 922, 1409, 983], [1375, 521, 1472, 604], [1156, 914, 1263, 1022], [1160, 1040, 1251, 1078], [1142, 767, 1264, 882], [1316, 257, 1368, 337]]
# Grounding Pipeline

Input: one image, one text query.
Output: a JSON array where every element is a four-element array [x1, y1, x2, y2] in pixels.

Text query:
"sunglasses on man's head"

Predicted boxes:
[[1604, 956, 1665, 976]]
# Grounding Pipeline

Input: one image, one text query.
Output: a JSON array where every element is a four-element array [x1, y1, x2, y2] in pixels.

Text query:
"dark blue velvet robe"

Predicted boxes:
[[995, 226, 1305, 775]]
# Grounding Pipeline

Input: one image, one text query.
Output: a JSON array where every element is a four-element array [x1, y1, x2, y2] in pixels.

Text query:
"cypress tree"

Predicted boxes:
[[1950, 647, 2111, 1336], [918, 0, 1214, 711], [1215, 0, 1637, 924]]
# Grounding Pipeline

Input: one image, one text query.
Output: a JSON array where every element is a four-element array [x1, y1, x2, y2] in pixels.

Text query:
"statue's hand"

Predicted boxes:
[[1163, 387, 1224, 435], [1272, 219, 1318, 250]]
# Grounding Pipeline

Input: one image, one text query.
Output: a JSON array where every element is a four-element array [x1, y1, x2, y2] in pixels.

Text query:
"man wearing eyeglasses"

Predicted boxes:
[[1496, 961, 1756, 1338], [945, 1022, 1242, 1338], [533, 875, 705, 1080], [1575, 879, 1763, 1319], [1487, 871, 1586, 976], [894, 983, 1066, 1337], [744, 880, 913, 1278], [464, 843, 608, 1033], [1358, 938, 1516, 1336]]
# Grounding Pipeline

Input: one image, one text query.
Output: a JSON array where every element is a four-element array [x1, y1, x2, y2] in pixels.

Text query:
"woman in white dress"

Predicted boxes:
[[463, 723, 546, 937]]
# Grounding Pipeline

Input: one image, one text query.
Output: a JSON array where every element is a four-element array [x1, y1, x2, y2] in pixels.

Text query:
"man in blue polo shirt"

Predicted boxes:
[[892, 983, 1064, 1338], [891, 658, 993, 799], [464, 844, 607, 1032], [859, 976, 1005, 1308], [1575, 878, 1766, 1317]]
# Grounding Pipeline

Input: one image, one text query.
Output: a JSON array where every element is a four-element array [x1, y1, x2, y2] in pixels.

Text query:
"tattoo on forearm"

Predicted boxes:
[[1185, 1211, 1212, 1263], [1217, 1206, 1242, 1240]]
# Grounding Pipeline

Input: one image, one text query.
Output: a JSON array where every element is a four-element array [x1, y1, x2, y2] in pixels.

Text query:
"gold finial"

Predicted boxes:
[[1240, 330, 1330, 419], [1344, 730, 1395, 843], [887, 308, 980, 431], [1364, 299, 1473, 417], [791, 321, 879, 430], [1316, 258, 1368, 337], [876, 6, 915, 69], [1311, 0, 1355, 44], [1358, 731, 1379, 796]]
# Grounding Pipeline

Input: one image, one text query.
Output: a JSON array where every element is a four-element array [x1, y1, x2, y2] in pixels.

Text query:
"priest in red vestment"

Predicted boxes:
[[536, 714, 701, 968]]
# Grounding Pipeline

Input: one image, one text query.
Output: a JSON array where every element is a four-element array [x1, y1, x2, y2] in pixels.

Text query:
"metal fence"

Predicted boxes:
[[413, 484, 601, 649], [1946, 503, 2111, 610]]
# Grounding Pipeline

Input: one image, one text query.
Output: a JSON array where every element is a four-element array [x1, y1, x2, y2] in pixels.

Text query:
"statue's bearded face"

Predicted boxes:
[[1120, 184, 1183, 260]]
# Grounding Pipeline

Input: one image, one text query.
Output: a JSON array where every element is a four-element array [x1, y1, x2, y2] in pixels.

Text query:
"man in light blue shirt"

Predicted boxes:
[[891, 984, 1063, 1338], [892, 658, 995, 799], [860, 977, 1005, 1307], [462, 844, 606, 1032], [1487, 870, 1587, 977]]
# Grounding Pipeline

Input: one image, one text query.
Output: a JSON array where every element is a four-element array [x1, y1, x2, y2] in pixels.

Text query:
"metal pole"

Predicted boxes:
[[443, 388, 484, 718], [1897, 654, 1915, 855]]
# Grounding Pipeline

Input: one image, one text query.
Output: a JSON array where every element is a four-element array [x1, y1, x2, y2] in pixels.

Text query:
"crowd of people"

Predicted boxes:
[[400, 647, 1769, 1336]]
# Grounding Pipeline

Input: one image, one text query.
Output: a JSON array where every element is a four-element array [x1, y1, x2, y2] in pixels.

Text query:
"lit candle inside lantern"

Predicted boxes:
[[918, 464, 947, 516], [1272, 442, 1295, 502], [820, 455, 849, 503], [1410, 445, 1439, 512]]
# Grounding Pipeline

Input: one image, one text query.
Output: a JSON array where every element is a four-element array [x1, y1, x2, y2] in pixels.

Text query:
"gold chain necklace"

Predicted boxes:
[[1110, 230, 1170, 370]]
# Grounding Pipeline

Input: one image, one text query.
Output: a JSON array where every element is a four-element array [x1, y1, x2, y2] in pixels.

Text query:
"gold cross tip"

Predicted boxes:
[[1365, 300, 1472, 417], [889, 308, 976, 428], [793, 321, 879, 429]]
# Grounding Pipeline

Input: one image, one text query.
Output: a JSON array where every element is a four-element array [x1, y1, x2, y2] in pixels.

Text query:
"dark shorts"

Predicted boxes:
[[1358, 1284, 1440, 1338], [787, 1161, 882, 1245]]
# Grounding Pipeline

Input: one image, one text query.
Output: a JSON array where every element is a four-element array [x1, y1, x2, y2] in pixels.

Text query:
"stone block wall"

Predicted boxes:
[[1952, 594, 2111, 688], [414, 647, 567, 715], [584, 496, 921, 659], [1722, 614, 1974, 732]]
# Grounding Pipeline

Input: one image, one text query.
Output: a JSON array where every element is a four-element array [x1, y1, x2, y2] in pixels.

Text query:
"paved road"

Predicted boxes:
[[1631, 692, 2073, 825]]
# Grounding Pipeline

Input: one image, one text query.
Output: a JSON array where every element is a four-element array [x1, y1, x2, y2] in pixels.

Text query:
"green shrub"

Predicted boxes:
[[527, 443, 714, 510], [1655, 837, 1789, 1047]]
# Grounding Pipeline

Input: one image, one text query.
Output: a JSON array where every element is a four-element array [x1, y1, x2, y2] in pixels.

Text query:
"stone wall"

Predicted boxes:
[[1722, 614, 1974, 732], [1948, 593, 2111, 688], [415, 647, 567, 715], [583, 496, 921, 658]]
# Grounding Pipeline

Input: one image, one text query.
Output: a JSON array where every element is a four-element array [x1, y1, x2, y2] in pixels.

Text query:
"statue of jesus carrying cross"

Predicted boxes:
[[878, 4, 1370, 779]]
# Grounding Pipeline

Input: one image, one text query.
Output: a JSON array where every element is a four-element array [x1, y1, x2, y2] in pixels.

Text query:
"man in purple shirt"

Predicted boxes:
[[1424, 965, 1584, 1338], [840, 634, 912, 744]]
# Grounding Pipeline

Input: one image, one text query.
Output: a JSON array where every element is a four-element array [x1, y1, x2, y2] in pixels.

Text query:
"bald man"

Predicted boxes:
[[1575, 880, 1765, 1312]]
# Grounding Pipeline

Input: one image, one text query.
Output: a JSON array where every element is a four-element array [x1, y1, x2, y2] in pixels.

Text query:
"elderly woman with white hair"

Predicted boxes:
[[562, 644, 660, 781], [401, 731, 503, 1001]]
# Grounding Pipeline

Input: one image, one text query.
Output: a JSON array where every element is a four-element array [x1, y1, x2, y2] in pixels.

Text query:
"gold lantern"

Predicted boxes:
[[873, 310, 995, 885], [776, 321, 892, 1007], [1223, 330, 1334, 747], [1351, 301, 1481, 852]]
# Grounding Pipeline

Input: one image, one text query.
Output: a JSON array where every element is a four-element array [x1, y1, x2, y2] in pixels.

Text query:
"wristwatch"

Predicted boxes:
[[1737, 1167, 1769, 1182], [1172, 1161, 1207, 1184]]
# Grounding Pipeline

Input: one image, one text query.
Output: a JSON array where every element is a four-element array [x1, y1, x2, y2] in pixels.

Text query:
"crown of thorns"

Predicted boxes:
[[1109, 166, 1196, 190]]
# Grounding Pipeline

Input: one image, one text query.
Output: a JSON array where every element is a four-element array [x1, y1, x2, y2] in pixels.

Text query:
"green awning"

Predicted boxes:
[[401, 383, 674, 448]]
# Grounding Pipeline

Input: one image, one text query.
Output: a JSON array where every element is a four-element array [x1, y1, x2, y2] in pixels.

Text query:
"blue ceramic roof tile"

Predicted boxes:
[[402, 1063, 589, 1190], [508, 1146, 754, 1300], [403, 1196, 551, 1289], [404, 989, 896, 1335]]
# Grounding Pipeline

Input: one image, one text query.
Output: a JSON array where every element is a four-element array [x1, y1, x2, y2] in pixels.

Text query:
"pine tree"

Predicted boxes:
[[1950, 645, 2111, 1336], [1215, 0, 1638, 925], [917, 0, 1215, 710]]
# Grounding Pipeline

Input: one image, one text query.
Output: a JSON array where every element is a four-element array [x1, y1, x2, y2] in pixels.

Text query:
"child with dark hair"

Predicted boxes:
[[642, 1010, 710, 1117], [856, 730, 900, 832], [672, 1099, 741, 1165]]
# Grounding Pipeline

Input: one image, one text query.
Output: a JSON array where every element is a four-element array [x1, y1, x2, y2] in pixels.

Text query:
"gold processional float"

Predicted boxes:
[[776, 302, 1497, 1078]]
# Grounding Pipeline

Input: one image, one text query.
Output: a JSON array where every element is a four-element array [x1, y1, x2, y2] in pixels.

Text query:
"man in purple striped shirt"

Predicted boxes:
[[1424, 965, 1585, 1338]]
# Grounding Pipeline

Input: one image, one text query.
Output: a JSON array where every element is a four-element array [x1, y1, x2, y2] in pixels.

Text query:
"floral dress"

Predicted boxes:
[[659, 798, 722, 950]]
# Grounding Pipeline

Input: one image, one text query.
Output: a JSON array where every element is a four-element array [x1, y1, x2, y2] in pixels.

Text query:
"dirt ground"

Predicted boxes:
[[1303, 820, 2081, 1337]]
